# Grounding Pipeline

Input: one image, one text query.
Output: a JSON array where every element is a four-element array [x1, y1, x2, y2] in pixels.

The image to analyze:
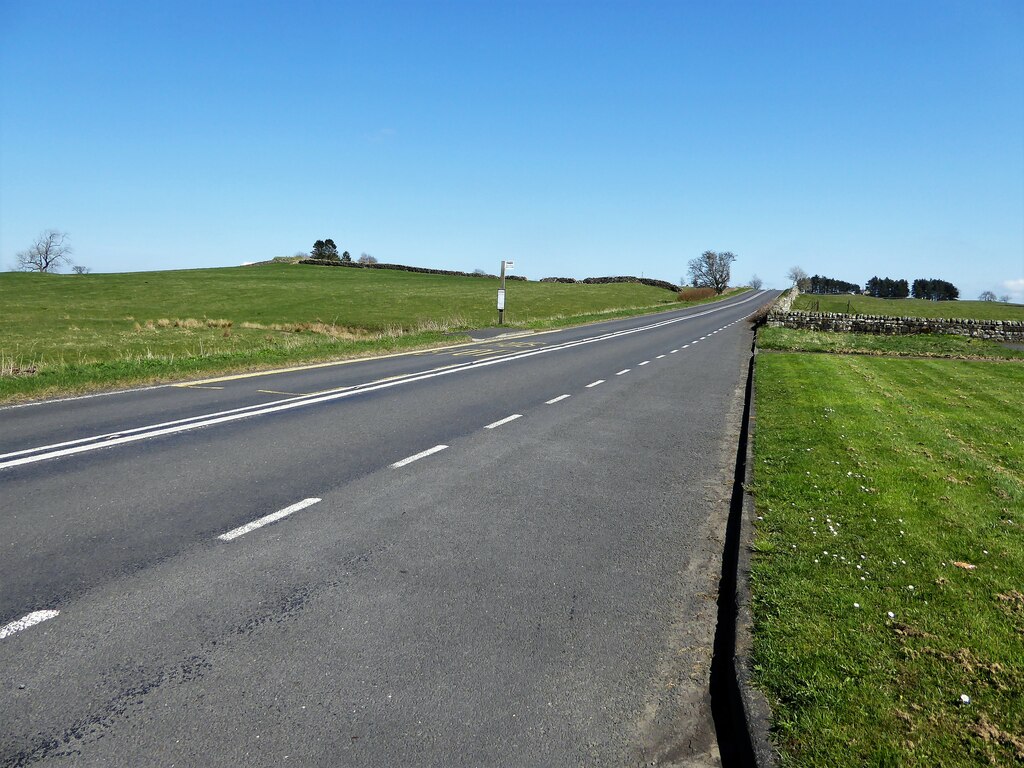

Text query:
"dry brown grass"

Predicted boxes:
[[677, 287, 717, 301]]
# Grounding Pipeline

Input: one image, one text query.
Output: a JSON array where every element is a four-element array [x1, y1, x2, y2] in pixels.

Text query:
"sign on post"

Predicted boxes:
[[497, 289, 506, 310]]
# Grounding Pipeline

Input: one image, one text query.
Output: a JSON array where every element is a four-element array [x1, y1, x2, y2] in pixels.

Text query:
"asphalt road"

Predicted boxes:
[[0, 290, 776, 767]]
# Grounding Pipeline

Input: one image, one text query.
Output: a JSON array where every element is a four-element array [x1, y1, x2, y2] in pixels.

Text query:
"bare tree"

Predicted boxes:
[[358, 252, 378, 264], [786, 266, 808, 288], [979, 290, 997, 302], [749, 274, 763, 290], [687, 251, 736, 295], [71, 265, 91, 275], [16, 230, 72, 273], [999, 295, 1011, 303]]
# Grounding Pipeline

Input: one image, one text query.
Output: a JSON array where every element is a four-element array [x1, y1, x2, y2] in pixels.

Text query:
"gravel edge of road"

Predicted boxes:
[[734, 344, 780, 767]]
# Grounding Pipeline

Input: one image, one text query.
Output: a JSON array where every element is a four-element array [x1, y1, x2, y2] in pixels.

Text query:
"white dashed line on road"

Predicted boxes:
[[391, 445, 449, 468], [616, 369, 630, 375], [638, 361, 650, 366], [656, 354, 666, 359], [218, 498, 322, 541], [545, 395, 571, 404], [485, 414, 522, 429], [683, 344, 691, 348], [586, 380, 605, 388], [0, 610, 60, 640]]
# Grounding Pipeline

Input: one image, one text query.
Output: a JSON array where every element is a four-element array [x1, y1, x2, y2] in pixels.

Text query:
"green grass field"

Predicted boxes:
[[793, 293, 1024, 321], [759, 326, 1024, 360], [752, 348, 1024, 766], [0, 264, 741, 401]]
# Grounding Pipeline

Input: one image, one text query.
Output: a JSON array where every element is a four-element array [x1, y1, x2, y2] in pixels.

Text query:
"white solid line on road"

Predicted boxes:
[[638, 361, 650, 366], [391, 444, 448, 468], [485, 414, 522, 429], [218, 498, 322, 541], [586, 380, 605, 388], [615, 369, 630, 375], [656, 354, 666, 359], [545, 394, 571, 404], [0, 610, 60, 640]]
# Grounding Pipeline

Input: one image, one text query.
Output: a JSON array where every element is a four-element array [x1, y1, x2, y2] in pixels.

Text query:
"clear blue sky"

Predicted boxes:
[[2, 1, 1022, 299]]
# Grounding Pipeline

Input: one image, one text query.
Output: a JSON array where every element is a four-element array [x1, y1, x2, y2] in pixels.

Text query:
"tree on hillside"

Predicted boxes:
[[341, 251, 352, 263], [311, 239, 340, 260], [71, 265, 91, 275], [358, 253, 378, 264], [786, 266, 808, 289], [749, 274, 763, 290], [912, 278, 958, 301], [17, 230, 72, 273], [687, 251, 736, 294], [1000, 295, 1011, 303], [979, 290, 997, 302]]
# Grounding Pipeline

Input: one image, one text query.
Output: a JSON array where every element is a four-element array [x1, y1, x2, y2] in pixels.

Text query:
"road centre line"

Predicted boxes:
[[1, 291, 769, 470], [1, 610, 59, 640], [616, 369, 630, 375], [391, 444, 448, 468], [683, 344, 691, 348], [484, 414, 522, 429], [545, 394, 571, 404], [586, 379, 605, 388], [656, 354, 666, 359], [670, 350, 677, 353], [638, 361, 650, 366], [217, 498, 322, 541]]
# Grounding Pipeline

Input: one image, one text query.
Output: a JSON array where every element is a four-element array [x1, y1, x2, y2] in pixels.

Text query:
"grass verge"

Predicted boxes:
[[759, 327, 1024, 360], [751, 349, 1024, 766], [792, 294, 1024, 321]]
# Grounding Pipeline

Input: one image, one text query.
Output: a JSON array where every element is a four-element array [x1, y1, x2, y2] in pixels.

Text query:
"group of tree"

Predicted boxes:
[[805, 274, 861, 294], [912, 278, 959, 301], [686, 250, 736, 294], [978, 290, 1011, 303], [864, 276, 910, 298], [308, 239, 377, 264]]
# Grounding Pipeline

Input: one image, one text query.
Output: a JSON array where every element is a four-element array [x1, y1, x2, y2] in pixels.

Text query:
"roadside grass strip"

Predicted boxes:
[[218, 498, 322, 541], [751, 353, 1024, 766], [1, 610, 60, 639]]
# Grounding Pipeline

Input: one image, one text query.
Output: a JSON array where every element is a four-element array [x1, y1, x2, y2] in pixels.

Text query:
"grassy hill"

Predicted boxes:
[[793, 293, 1024, 320], [0, 263, 738, 401]]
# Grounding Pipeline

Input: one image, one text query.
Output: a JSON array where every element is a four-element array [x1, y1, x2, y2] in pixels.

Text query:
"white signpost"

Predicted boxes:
[[497, 260, 514, 324]]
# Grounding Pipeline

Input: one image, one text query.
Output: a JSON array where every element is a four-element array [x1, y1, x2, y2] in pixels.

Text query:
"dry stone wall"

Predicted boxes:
[[768, 299, 1024, 342]]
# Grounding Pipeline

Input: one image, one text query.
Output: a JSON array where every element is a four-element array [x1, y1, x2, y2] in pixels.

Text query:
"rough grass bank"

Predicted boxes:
[[751, 346, 1024, 765], [0, 264, 743, 402]]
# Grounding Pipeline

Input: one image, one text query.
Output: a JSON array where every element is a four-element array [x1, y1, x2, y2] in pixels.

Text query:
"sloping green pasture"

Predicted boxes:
[[0, 264, 724, 401], [792, 293, 1024, 320]]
